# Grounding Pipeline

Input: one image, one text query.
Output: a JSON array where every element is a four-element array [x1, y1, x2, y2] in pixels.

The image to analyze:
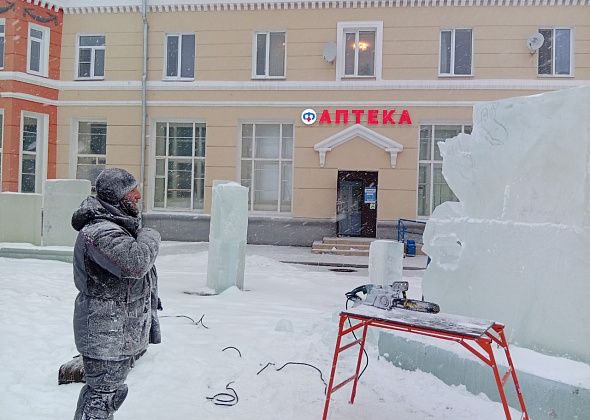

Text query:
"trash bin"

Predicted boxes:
[[406, 240, 416, 256]]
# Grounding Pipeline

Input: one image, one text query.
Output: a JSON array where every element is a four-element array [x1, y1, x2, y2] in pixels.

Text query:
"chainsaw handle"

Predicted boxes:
[[345, 284, 373, 301]]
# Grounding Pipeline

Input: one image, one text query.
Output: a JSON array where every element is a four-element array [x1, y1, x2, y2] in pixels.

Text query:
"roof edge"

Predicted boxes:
[[21, 0, 62, 12], [58, 0, 590, 15]]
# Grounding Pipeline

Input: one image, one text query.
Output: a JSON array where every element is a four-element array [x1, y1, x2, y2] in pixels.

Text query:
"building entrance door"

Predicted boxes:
[[337, 171, 378, 237]]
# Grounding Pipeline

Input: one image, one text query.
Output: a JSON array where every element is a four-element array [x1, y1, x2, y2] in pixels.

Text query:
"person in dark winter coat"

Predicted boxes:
[[71, 168, 161, 420]]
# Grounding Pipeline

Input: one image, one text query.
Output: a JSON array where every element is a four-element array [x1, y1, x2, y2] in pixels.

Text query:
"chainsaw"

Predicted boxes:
[[346, 281, 440, 314]]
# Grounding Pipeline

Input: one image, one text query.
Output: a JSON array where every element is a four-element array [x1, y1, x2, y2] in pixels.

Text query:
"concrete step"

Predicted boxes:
[[311, 241, 370, 251], [322, 237, 376, 246], [0, 246, 73, 263], [311, 248, 369, 257]]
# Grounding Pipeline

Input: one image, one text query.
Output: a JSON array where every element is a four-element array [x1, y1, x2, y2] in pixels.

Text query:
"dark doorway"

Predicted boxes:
[[337, 171, 378, 237]]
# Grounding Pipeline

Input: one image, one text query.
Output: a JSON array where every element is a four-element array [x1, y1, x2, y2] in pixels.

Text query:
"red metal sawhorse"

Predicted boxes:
[[323, 306, 529, 420]]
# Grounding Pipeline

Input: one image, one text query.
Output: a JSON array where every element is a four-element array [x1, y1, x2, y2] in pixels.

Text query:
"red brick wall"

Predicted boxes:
[[0, 1, 62, 191]]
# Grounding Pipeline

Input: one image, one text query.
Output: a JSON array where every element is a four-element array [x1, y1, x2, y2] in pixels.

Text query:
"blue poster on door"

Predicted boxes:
[[364, 187, 377, 204]]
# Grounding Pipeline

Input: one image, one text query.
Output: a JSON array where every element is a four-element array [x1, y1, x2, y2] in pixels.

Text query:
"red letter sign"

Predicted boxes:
[[351, 109, 364, 124], [398, 109, 412, 125], [319, 110, 332, 124], [382, 110, 396, 124], [335, 109, 349, 124], [367, 110, 378, 125]]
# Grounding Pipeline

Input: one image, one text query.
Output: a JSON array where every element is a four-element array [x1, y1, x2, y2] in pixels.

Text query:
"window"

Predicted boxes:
[[76, 122, 107, 189], [165, 34, 195, 79], [27, 24, 50, 77], [253, 31, 286, 78], [77, 35, 105, 79], [439, 29, 473, 76], [241, 123, 293, 212], [154, 122, 205, 210], [538, 28, 572, 76], [0, 19, 5, 69], [20, 116, 40, 193], [418, 124, 472, 217], [337, 21, 383, 79]]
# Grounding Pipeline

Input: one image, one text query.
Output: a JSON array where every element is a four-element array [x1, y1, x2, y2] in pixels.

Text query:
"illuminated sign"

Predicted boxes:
[[301, 109, 412, 125], [301, 108, 317, 125]]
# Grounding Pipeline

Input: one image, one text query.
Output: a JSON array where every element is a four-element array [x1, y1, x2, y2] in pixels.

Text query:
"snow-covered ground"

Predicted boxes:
[[0, 242, 520, 420]]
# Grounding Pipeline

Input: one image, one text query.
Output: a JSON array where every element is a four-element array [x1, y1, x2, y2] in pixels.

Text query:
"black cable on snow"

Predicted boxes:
[[195, 314, 209, 329], [256, 362, 275, 375], [257, 361, 328, 395], [206, 381, 239, 406], [222, 346, 242, 358], [160, 314, 209, 328], [276, 362, 328, 394], [160, 315, 196, 323]]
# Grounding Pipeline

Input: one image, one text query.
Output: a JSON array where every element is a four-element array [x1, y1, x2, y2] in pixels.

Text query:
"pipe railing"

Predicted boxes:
[[396, 218, 427, 243]]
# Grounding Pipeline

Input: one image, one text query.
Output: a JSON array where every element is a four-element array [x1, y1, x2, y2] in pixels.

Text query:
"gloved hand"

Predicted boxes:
[[138, 227, 162, 242], [157, 298, 163, 311], [149, 317, 161, 344]]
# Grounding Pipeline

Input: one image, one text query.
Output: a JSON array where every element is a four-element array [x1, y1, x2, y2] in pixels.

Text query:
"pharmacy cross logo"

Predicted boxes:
[[301, 109, 317, 125]]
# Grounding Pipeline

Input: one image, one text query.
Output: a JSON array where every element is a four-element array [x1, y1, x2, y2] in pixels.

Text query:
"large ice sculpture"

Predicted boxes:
[[369, 240, 404, 286], [422, 87, 590, 364], [206, 181, 249, 293]]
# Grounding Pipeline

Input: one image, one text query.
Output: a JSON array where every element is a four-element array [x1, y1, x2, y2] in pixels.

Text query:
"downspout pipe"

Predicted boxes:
[[140, 0, 148, 211]]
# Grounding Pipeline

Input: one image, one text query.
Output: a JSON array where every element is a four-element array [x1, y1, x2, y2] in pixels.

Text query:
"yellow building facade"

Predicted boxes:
[[49, 0, 590, 243]]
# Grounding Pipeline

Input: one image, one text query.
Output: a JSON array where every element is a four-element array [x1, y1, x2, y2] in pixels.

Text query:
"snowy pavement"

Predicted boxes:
[[0, 242, 518, 419]]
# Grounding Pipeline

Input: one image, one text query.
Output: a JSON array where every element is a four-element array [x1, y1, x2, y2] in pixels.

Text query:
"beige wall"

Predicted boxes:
[[56, 107, 143, 182], [60, 15, 144, 81], [57, 4, 590, 221], [57, 103, 469, 219], [61, 6, 590, 81]]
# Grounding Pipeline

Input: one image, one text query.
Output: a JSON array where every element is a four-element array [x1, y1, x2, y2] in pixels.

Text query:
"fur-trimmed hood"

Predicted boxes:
[[71, 196, 139, 235]]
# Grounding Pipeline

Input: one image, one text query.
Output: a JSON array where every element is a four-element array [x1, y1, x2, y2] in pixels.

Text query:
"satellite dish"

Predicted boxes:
[[322, 42, 337, 63], [527, 33, 544, 54]]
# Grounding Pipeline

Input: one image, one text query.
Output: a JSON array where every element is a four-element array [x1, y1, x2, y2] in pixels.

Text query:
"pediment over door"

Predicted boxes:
[[313, 124, 404, 168]]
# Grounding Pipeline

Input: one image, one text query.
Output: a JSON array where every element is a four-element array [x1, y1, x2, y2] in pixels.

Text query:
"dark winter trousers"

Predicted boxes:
[[74, 357, 131, 420]]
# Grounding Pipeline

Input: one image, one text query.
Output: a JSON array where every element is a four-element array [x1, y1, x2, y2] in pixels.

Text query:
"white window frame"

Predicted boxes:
[[72, 120, 107, 190], [163, 33, 196, 81], [75, 34, 106, 80], [0, 18, 5, 70], [537, 27, 574, 78], [239, 121, 294, 214], [151, 120, 206, 212], [251, 30, 287, 79], [0, 109, 4, 191], [27, 23, 50, 77], [417, 123, 472, 218], [19, 111, 49, 194], [336, 21, 383, 80], [438, 28, 474, 77]]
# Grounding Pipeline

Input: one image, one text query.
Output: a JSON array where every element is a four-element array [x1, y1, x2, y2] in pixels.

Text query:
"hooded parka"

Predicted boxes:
[[71, 193, 161, 361]]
